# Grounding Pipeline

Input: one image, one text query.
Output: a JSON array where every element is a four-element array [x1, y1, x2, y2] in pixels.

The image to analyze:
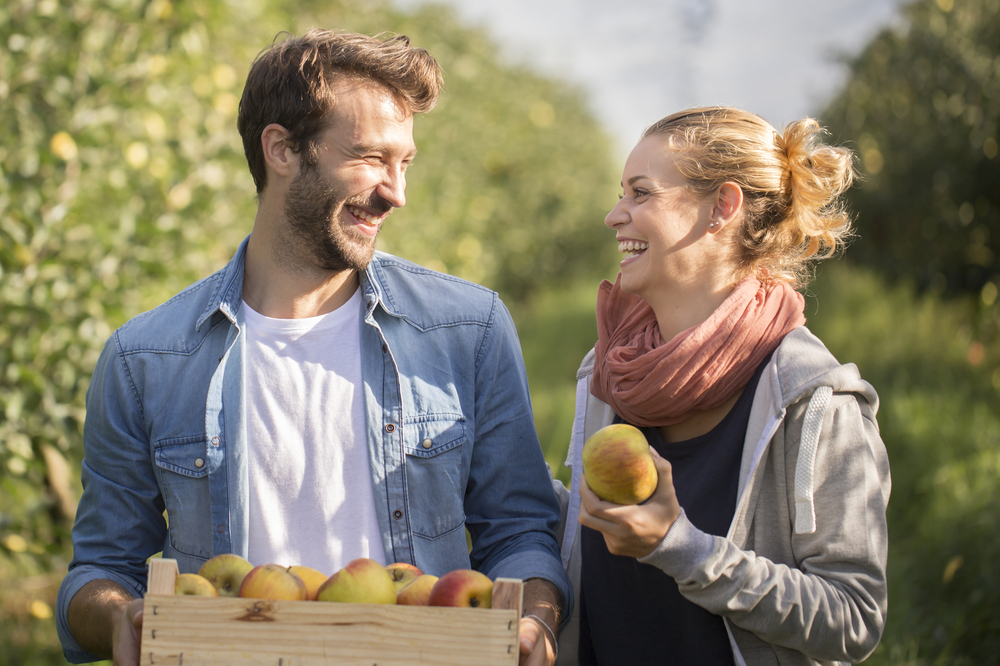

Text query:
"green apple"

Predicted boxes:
[[582, 423, 657, 505], [316, 557, 396, 605], [174, 572, 219, 597], [385, 562, 423, 591], [396, 574, 438, 606], [238, 564, 307, 601], [428, 569, 493, 608], [198, 553, 254, 597]]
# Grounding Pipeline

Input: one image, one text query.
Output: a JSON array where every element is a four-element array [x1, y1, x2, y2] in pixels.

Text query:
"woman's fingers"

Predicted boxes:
[[577, 448, 682, 558]]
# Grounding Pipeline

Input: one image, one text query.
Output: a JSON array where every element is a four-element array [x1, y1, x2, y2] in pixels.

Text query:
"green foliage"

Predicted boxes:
[[820, 0, 1000, 299], [804, 263, 1000, 665], [1, 1, 259, 661], [0, 0, 617, 662]]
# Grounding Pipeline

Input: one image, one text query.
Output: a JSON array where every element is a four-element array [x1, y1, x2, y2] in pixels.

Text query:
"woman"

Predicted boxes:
[[554, 107, 890, 665]]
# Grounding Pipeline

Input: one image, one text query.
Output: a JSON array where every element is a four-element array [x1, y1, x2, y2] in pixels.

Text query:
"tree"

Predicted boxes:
[[0, 0, 617, 661], [821, 0, 1000, 301]]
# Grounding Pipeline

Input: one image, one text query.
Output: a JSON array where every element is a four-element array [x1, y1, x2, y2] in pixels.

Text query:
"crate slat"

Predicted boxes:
[[140, 559, 521, 666]]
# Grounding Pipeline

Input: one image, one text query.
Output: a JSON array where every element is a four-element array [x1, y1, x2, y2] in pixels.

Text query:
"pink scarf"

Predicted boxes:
[[591, 275, 806, 427]]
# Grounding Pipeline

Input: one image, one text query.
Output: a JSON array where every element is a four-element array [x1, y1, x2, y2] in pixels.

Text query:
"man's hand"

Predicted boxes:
[[577, 447, 681, 558], [519, 615, 557, 665], [67, 580, 143, 666], [519, 578, 561, 666], [111, 597, 144, 666]]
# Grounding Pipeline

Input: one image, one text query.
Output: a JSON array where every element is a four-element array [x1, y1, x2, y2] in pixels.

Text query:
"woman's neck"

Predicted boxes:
[[643, 279, 736, 343]]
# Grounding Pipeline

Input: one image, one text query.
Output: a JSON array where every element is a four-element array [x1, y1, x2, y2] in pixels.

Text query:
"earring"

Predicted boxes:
[[709, 221, 718, 229]]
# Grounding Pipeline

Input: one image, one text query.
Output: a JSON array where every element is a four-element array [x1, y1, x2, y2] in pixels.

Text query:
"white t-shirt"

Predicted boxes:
[[243, 288, 385, 575]]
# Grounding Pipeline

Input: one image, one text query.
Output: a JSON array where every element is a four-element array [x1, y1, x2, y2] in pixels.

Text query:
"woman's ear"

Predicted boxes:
[[708, 182, 744, 233], [261, 123, 296, 179]]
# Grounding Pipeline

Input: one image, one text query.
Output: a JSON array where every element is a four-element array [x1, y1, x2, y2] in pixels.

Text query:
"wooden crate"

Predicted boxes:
[[140, 558, 523, 666]]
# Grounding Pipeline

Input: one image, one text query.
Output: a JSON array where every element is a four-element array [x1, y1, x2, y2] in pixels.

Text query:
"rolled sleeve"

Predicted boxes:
[[56, 564, 145, 663]]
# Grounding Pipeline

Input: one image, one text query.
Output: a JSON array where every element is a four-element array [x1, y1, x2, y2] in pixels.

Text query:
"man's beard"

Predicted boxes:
[[282, 164, 392, 273]]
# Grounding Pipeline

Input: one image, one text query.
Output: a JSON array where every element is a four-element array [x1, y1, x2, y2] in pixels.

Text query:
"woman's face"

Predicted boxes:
[[604, 135, 727, 301]]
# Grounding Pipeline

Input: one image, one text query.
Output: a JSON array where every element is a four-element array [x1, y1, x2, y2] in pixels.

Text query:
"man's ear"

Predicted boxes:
[[709, 182, 744, 233], [261, 124, 296, 179]]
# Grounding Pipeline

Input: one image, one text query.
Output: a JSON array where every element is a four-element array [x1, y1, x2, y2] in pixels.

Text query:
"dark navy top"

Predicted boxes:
[[578, 353, 772, 666]]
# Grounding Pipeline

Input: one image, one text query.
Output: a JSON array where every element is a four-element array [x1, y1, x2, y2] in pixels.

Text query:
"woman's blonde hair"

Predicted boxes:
[[643, 107, 856, 288]]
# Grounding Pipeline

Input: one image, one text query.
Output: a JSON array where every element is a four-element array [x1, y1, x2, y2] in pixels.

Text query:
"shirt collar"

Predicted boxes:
[[196, 238, 400, 330], [196, 235, 250, 331]]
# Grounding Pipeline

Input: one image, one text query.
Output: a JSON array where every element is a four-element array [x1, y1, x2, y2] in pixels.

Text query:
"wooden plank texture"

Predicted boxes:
[[140, 559, 521, 666]]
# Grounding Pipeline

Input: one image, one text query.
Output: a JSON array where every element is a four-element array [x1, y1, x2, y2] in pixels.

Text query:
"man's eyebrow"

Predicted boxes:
[[353, 143, 418, 160]]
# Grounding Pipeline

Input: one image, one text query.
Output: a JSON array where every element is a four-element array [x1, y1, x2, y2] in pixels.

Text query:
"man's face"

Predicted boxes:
[[282, 79, 416, 273]]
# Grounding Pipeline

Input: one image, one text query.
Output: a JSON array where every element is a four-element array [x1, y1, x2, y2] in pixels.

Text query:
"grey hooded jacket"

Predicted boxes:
[[554, 327, 890, 665]]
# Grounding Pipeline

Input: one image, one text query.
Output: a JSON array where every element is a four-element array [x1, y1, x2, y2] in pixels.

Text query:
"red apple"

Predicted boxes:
[[289, 565, 329, 601], [396, 574, 438, 606], [581, 423, 657, 505], [385, 562, 424, 591], [198, 553, 254, 597], [238, 564, 307, 601], [316, 557, 396, 605], [428, 569, 493, 608], [174, 572, 219, 597]]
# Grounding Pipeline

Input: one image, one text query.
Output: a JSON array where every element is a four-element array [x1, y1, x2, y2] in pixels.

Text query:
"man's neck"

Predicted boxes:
[[242, 230, 361, 319]]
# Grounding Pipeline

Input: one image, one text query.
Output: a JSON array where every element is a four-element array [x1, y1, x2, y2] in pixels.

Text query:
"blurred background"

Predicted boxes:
[[1, 0, 997, 663]]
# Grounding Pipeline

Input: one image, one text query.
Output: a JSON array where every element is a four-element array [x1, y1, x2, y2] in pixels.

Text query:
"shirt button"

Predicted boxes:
[[211, 437, 221, 446], [194, 458, 205, 468], [393, 510, 403, 519], [385, 424, 396, 433], [421, 439, 432, 449]]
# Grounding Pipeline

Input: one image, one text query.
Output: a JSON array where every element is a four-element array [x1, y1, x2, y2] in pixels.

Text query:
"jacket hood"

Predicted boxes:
[[769, 327, 879, 417]]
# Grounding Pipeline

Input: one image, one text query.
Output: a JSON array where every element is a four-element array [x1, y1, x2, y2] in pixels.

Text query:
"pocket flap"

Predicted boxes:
[[153, 435, 210, 478], [403, 418, 466, 458]]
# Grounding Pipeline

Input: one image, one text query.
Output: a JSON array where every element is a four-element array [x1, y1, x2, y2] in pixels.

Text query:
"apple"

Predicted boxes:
[[238, 564, 307, 601], [174, 572, 219, 597], [198, 553, 255, 597], [581, 423, 657, 505], [289, 565, 329, 601], [385, 562, 424, 591], [316, 557, 396, 605], [428, 569, 493, 608], [396, 574, 438, 606]]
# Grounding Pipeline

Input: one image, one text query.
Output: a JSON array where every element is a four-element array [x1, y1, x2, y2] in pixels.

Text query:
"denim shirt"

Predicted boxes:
[[57, 237, 571, 662]]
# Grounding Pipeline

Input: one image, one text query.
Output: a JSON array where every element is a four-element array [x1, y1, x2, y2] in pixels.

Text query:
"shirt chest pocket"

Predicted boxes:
[[403, 418, 467, 538], [153, 435, 212, 559]]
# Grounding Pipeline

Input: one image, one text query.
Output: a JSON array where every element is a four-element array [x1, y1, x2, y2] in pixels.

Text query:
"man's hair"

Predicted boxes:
[[237, 29, 444, 193]]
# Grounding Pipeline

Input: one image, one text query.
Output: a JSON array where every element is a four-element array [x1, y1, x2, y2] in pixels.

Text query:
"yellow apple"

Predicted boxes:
[[396, 574, 438, 606], [385, 562, 423, 591], [316, 557, 396, 605], [428, 569, 493, 608], [581, 423, 657, 505], [198, 553, 254, 597], [238, 564, 307, 601], [289, 565, 329, 601], [174, 572, 218, 597]]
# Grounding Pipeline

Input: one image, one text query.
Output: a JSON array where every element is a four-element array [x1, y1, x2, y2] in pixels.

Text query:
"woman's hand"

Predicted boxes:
[[577, 447, 682, 559]]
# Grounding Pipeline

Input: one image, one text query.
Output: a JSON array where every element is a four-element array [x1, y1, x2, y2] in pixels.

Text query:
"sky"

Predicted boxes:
[[391, 0, 912, 158]]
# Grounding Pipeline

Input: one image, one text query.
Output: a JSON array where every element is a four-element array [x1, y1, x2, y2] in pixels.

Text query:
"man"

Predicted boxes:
[[56, 30, 569, 666]]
